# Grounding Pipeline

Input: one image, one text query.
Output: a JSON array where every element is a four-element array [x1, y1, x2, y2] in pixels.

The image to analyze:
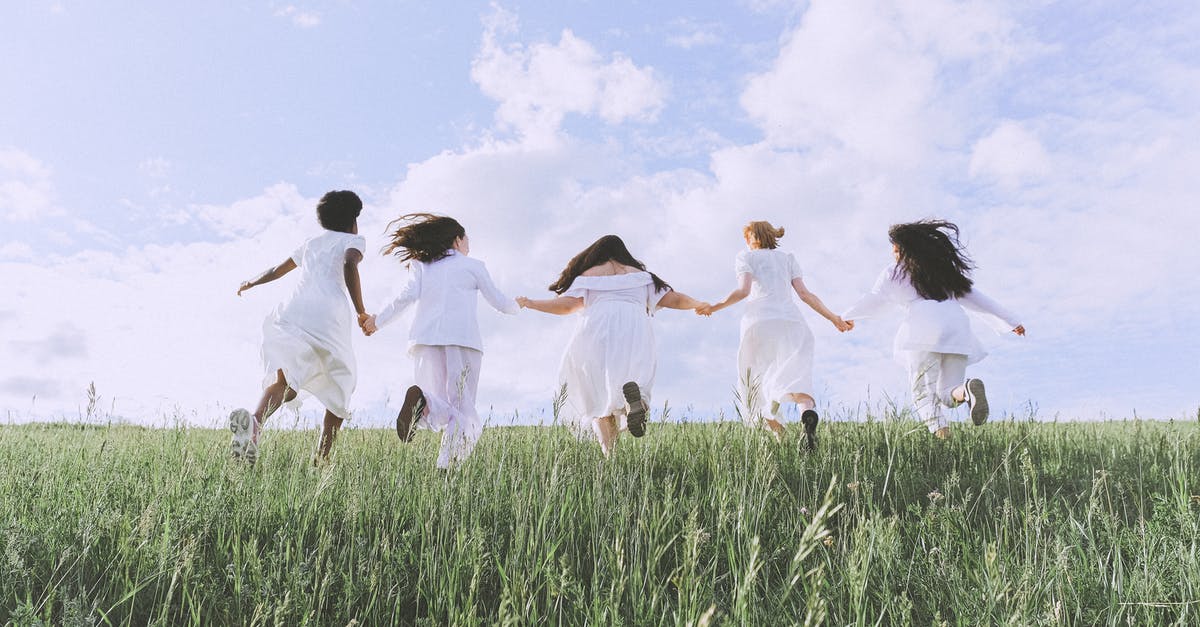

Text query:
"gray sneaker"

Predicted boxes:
[[965, 379, 989, 426], [623, 382, 647, 437], [229, 408, 258, 464]]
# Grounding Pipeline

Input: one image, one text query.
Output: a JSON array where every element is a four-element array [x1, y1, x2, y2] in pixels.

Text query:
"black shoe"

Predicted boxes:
[[965, 379, 989, 426], [800, 409, 819, 451], [397, 385, 426, 442], [623, 382, 647, 437]]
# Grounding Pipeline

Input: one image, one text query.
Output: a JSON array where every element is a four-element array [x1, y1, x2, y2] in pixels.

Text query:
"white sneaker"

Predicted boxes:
[[964, 379, 989, 426], [229, 409, 258, 464]]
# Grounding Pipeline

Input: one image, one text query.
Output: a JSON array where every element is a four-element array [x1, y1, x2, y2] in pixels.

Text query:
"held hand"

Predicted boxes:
[[237, 281, 253, 296], [1012, 324, 1026, 337], [695, 303, 717, 316], [359, 313, 378, 337], [832, 316, 853, 332], [516, 296, 531, 309]]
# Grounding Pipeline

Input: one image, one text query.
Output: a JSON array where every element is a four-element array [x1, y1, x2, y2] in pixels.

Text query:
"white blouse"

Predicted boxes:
[[375, 251, 518, 352], [563, 271, 670, 313], [735, 249, 807, 331], [843, 265, 1021, 363]]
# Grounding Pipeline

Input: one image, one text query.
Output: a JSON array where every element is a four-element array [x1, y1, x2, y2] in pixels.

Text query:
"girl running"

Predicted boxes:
[[698, 221, 851, 449], [361, 214, 518, 469], [517, 235, 707, 457], [232, 190, 368, 464], [843, 219, 1026, 438]]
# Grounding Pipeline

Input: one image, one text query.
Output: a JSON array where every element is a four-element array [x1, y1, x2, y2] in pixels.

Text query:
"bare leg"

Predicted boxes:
[[253, 369, 297, 442], [593, 415, 619, 457], [315, 410, 344, 463]]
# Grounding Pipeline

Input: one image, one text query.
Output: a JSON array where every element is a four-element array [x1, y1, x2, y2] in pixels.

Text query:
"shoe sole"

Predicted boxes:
[[229, 409, 257, 465], [397, 385, 424, 442], [967, 379, 989, 425], [623, 382, 647, 438], [801, 409, 819, 451]]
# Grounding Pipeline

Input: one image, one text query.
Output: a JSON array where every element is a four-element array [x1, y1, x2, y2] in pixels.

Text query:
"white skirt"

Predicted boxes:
[[260, 314, 356, 420], [736, 318, 814, 424], [558, 301, 656, 437]]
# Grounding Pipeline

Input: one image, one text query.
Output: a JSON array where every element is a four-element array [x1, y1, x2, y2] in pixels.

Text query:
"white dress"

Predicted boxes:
[[842, 265, 1021, 364], [734, 249, 815, 423], [557, 272, 669, 437], [260, 230, 366, 420]]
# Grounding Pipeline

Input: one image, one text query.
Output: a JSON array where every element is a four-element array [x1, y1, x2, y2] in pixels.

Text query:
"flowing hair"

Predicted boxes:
[[743, 221, 785, 249], [382, 213, 465, 263], [548, 235, 671, 295], [888, 219, 974, 301]]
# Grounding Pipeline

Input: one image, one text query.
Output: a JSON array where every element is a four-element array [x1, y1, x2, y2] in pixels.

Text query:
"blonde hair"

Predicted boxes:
[[743, 221, 785, 249]]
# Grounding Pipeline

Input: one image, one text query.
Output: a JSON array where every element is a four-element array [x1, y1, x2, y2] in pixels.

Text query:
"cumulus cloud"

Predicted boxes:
[[666, 19, 722, 49], [968, 121, 1051, 188], [274, 5, 320, 28], [471, 4, 666, 140], [0, 147, 62, 222]]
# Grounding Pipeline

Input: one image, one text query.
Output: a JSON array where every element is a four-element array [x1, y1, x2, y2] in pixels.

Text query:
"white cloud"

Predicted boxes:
[[968, 121, 1051, 188], [138, 157, 171, 179], [195, 182, 313, 238], [666, 19, 722, 50], [471, 4, 666, 140], [0, 148, 62, 222], [274, 5, 320, 28]]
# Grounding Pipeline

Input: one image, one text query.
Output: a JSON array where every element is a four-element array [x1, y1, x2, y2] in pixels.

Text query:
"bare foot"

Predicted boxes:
[[765, 418, 785, 441], [933, 427, 951, 440]]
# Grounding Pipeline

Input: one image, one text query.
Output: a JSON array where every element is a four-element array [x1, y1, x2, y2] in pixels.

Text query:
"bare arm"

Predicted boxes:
[[517, 295, 585, 315], [343, 248, 368, 325], [658, 290, 707, 311], [698, 274, 752, 316], [793, 277, 852, 332], [237, 258, 297, 295]]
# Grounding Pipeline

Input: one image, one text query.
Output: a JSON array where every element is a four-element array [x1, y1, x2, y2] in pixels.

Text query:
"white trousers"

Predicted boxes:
[[905, 351, 968, 432], [412, 345, 483, 468]]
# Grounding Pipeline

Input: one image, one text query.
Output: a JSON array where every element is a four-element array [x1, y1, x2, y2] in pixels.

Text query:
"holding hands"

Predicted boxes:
[[359, 313, 377, 337]]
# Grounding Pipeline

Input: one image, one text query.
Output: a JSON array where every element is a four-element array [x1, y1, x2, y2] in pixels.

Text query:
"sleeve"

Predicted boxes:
[[647, 284, 671, 313], [734, 251, 751, 277], [475, 263, 519, 315], [842, 267, 900, 320], [345, 235, 367, 255], [959, 287, 1021, 333], [562, 278, 587, 299], [289, 242, 305, 266], [374, 263, 422, 328], [788, 253, 803, 280]]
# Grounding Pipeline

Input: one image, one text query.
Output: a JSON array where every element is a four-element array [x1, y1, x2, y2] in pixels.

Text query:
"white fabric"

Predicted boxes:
[[843, 265, 1021, 364], [736, 319, 815, 425], [905, 351, 968, 432], [557, 272, 670, 437], [411, 344, 483, 468], [375, 251, 518, 352], [260, 230, 366, 419], [734, 249, 806, 333]]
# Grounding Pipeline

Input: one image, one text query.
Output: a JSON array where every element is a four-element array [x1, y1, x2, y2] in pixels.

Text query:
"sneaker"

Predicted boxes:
[[623, 382, 647, 438], [800, 409, 819, 451], [965, 378, 989, 426], [229, 408, 257, 464], [396, 385, 426, 442]]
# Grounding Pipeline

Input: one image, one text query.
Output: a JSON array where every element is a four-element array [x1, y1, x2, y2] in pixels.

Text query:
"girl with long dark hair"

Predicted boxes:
[[843, 220, 1026, 438], [232, 190, 369, 465], [698, 221, 851, 449], [516, 235, 707, 456], [361, 213, 519, 468]]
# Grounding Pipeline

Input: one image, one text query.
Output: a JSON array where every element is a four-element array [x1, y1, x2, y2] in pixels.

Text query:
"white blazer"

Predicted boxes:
[[375, 251, 518, 352], [843, 265, 1021, 364]]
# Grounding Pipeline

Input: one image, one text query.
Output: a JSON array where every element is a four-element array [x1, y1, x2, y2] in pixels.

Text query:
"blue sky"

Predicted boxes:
[[2, 1, 1198, 427]]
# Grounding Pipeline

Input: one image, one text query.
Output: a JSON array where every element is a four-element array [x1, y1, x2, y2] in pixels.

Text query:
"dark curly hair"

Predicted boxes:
[[889, 219, 974, 301], [382, 213, 466, 263], [316, 190, 362, 233], [548, 235, 671, 295]]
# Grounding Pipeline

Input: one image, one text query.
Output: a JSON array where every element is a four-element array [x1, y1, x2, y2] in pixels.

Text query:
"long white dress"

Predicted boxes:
[[734, 249, 815, 424], [260, 230, 366, 420], [557, 272, 669, 437]]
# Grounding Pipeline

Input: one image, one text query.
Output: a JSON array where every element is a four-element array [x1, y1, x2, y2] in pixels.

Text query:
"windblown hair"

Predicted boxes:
[[316, 190, 363, 233], [888, 219, 974, 301], [548, 235, 671, 295], [744, 221, 785, 249], [382, 213, 465, 263]]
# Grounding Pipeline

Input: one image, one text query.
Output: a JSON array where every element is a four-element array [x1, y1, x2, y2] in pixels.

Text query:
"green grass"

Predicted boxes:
[[1, 416, 1198, 625]]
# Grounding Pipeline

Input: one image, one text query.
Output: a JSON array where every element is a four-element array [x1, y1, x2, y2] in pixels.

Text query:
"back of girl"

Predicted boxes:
[[361, 213, 518, 469], [843, 219, 1026, 438]]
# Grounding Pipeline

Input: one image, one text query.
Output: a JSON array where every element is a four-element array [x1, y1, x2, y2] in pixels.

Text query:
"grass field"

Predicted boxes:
[[1, 415, 1198, 625]]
